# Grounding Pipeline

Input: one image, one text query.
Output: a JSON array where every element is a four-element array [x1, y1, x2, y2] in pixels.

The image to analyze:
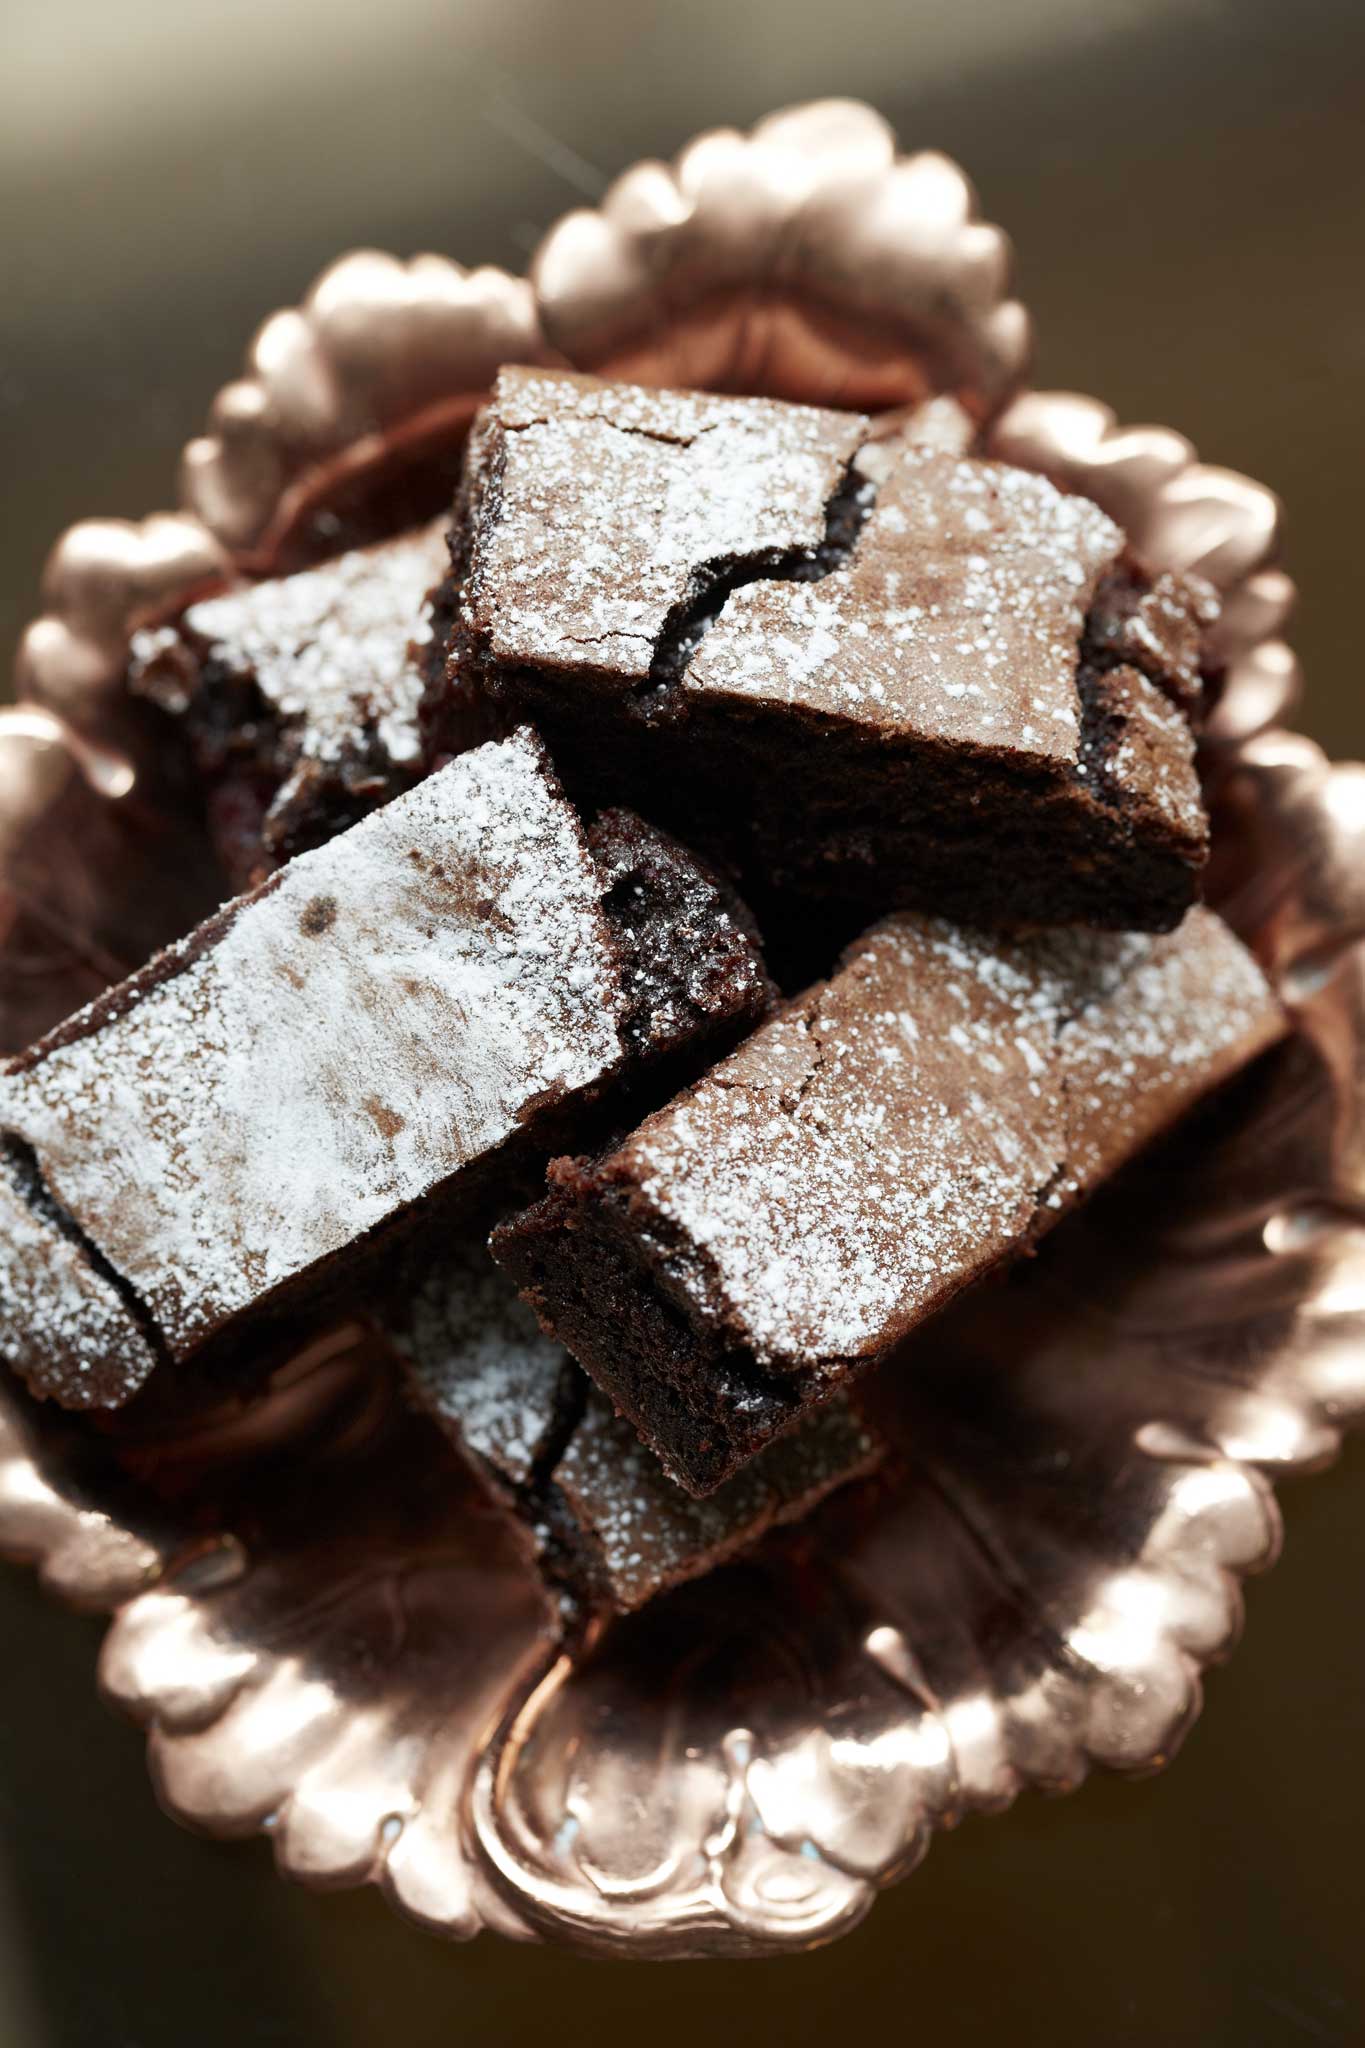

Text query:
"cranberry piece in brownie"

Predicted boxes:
[[431, 366, 1218, 932], [0, 729, 768, 1405], [493, 907, 1285, 1496]]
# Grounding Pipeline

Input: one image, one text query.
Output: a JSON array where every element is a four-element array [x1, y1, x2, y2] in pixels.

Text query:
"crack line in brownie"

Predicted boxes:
[[505, 405, 707, 454], [528, 1363, 590, 1494], [786, 997, 834, 1116], [639, 455, 877, 704], [1029, 1159, 1071, 1216], [0, 1134, 171, 1370], [431, 372, 1213, 932], [610, 445, 1201, 853]]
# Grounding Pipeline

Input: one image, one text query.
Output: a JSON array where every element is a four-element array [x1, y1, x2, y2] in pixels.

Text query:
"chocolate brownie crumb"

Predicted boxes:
[[588, 809, 773, 1064]]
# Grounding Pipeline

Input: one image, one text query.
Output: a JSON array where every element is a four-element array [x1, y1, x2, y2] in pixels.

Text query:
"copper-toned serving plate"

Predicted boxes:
[[3, 101, 1361, 1960]]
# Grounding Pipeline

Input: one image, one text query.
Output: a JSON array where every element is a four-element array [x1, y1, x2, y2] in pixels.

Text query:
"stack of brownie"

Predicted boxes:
[[0, 367, 1286, 1618]]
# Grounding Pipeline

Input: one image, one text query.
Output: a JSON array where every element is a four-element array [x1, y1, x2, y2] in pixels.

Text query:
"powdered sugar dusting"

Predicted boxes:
[[687, 447, 1124, 755], [470, 367, 867, 676], [1098, 664, 1205, 843], [1059, 909, 1283, 1185], [138, 520, 447, 774], [401, 1239, 570, 1488], [554, 1387, 879, 1611], [0, 730, 626, 1358], [855, 395, 978, 482], [1108, 570, 1219, 715], [619, 907, 1282, 1370]]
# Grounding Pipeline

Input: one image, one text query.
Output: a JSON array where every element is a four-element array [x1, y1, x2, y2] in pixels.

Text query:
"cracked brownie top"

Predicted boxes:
[[429, 365, 1219, 932]]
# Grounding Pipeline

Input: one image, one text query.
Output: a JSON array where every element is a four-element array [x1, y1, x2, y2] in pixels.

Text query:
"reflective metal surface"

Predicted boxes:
[[1, 99, 1362, 1964]]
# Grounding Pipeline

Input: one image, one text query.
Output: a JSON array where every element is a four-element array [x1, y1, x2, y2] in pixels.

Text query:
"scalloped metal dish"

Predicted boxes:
[[3, 99, 1363, 1960]]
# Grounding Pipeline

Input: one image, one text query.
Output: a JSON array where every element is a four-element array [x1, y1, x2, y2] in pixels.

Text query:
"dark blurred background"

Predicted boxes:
[[2, 0, 1364, 2041]]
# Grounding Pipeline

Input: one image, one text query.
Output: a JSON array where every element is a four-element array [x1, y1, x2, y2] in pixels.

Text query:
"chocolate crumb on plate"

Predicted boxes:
[[493, 905, 1287, 1496]]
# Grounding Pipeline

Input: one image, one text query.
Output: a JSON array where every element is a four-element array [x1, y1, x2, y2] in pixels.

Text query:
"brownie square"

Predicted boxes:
[[493, 906, 1286, 1495], [0, 728, 769, 1405], [428, 366, 1218, 932]]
